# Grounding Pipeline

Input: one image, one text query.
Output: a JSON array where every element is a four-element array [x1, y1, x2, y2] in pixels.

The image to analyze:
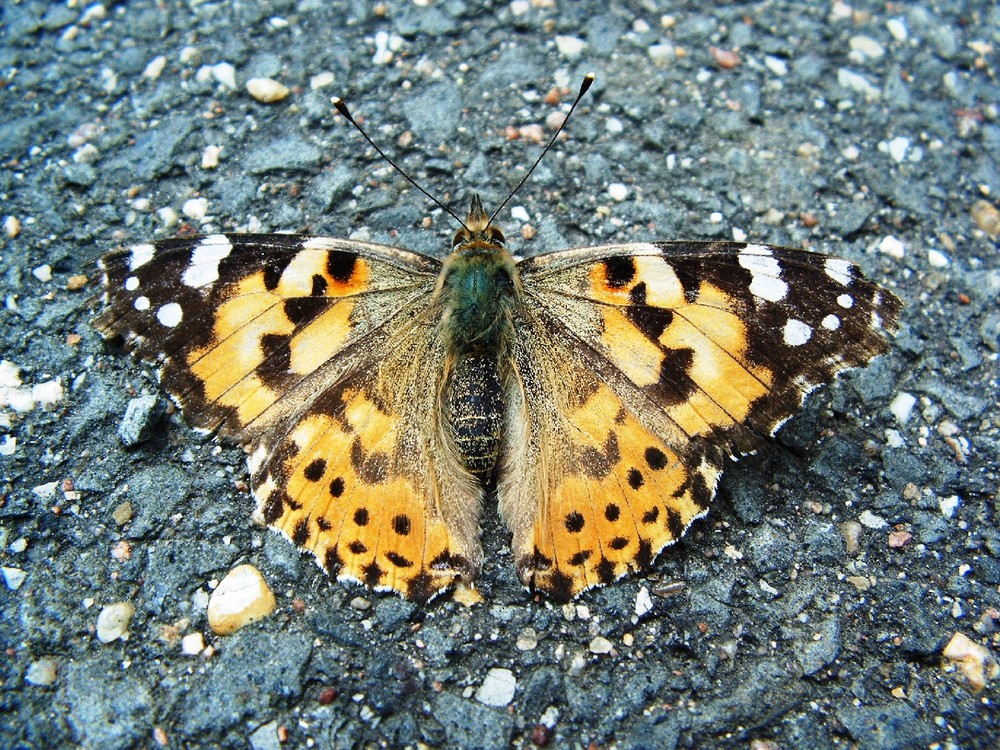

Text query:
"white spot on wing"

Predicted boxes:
[[156, 302, 183, 327], [824, 258, 853, 286], [821, 314, 841, 330], [182, 234, 232, 288], [124, 276, 139, 291], [134, 295, 150, 311], [783, 318, 812, 346], [738, 244, 788, 303], [837, 293, 854, 309], [129, 244, 155, 271]]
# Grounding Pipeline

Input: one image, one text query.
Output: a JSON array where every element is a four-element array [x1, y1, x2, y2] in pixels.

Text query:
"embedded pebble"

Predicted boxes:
[[607, 183, 629, 202], [181, 632, 206, 655], [939, 495, 960, 518], [970, 200, 1000, 236], [515, 628, 538, 651], [589, 636, 614, 654], [926, 249, 949, 268], [143, 55, 167, 79], [849, 35, 885, 59], [211, 62, 237, 89], [554, 35, 586, 59], [648, 43, 676, 66], [889, 391, 916, 424], [475, 668, 516, 707], [886, 18, 908, 41], [246, 77, 289, 103], [878, 235, 905, 259], [310, 71, 334, 89], [2, 566, 26, 590], [118, 395, 165, 447], [764, 55, 787, 76], [635, 586, 654, 617], [888, 530, 912, 549], [884, 136, 910, 163], [451, 583, 484, 606], [207, 564, 276, 635], [202, 145, 221, 169], [4, 216, 20, 238], [846, 575, 872, 591], [837, 68, 880, 99], [942, 632, 998, 692], [510, 206, 530, 222], [25, 659, 57, 686], [182, 197, 208, 220], [96, 601, 135, 643], [32, 265, 52, 283], [859, 510, 888, 529]]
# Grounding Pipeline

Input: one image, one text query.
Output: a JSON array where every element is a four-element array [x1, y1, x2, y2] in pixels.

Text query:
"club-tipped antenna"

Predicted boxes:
[[488, 72, 595, 226], [332, 96, 469, 230]]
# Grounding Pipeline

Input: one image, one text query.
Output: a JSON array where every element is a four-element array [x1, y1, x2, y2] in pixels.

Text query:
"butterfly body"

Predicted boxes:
[[95, 197, 900, 602]]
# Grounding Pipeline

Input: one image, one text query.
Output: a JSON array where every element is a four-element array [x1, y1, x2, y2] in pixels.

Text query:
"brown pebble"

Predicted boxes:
[[153, 726, 169, 746], [544, 87, 561, 106], [710, 47, 741, 69], [112, 501, 133, 526], [957, 292, 971, 305], [318, 686, 338, 705], [530, 724, 553, 746], [888, 530, 912, 548], [66, 274, 89, 291], [800, 212, 819, 228], [971, 199, 1000, 236], [66, 333, 82, 346], [521, 224, 537, 240]]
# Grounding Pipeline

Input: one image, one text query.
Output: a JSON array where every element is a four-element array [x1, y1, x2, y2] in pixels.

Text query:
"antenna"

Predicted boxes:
[[333, 72, 595, 231], [332, 96, 469, 229], [488, 73, 595, 226]]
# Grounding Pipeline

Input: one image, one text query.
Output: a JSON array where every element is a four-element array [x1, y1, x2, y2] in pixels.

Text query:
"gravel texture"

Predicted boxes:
[[2, 1, 999, 748]]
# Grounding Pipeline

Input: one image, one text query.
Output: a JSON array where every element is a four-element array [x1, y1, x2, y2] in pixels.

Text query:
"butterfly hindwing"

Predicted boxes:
[[507, 241, 899, 599]]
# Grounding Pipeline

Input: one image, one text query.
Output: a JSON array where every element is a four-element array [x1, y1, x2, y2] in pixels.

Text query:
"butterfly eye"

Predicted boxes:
[[453, 229, 469, 249], [488, 227, 506, 246]]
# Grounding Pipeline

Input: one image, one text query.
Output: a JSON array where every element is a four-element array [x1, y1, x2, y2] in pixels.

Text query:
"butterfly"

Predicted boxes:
[[94, 80, 900, 603]]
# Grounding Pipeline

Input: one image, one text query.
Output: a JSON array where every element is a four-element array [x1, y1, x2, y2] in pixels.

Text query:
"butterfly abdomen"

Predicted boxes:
[[444, 354, 505, 480]]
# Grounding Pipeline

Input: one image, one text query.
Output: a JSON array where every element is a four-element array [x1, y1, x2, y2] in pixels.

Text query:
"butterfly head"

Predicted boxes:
[[452, 194, 506, 251]]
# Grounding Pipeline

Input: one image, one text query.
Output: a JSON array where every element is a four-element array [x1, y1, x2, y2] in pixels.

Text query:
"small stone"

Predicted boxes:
[[648, 43, 676, 66], [607, 183, 629, 202], [96, 601, 135, 643], [846, 575, 872, 591], [247, 77, 290, 103], [889, 391, 916, 424], [891, 686, 906, 699], [530, 724, 553, 746], [118, 395, 166, 447], [927, 249, 949, 268], [475, 668, 516, 707], [942, 632, 999, 692], [516, 628, 538, 651], [143, 55, 167, 79], [4, 216, 20, 238], [25, 659, 57, 686], [66, 274, 89, 291], [9, 537, 27, 553], [510, 206, 530, 222], [878, 235, 905, 258], [635, 586, 654, 617], [181, 632, 206, 655], [589, 636, 613, 654], [710, 47, 741, 69], [207, 564, 276, 635], [886, 18, 908, 41], [112, 500, 134, 526], [201, 145, 221, 169], [349, 596, 371, 611], [971, 200, 1000, 236], [182, 197, 208, 220], [211, 62, 237, 89], [849, 35, 885, 59], [888, 530, 912, 549], [939, 495, 960, 518], [764, 56, 787, 76], [554, 35, 586, 59], [2, 566, 26, 590], [310, 71, 334, 89], [452, 583, 483, 606], [859, 510, 888, 529], [838, 68, 880, 99], [32, 265, 53, 283]]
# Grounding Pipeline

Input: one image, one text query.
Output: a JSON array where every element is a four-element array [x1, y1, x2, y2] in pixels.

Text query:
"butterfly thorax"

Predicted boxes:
[[436, 196, 520, 480]]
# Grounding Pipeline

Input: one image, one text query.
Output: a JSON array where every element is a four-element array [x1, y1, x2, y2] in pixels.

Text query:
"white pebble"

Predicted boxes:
[[607, 183, 629, 202], [9, 537, 27, 553], [927, 249, 949, 268], [841, 144, 860, 160], [885, 136, 910, 163], [859, 510, 888, 529], [886, 18, 908, 41], [4, 216, 20, 238], [764, 55, 788, 76], [207, 564, 276, 635], [2, 566, 26, 590], [96, 601, 135, 643], [878, 235, 905, 259], [25, 659, 57, 686], [589, 636, 614, 654], [475, 668, 516, 707], [0, 436, 15, 456], [32, 265, 52, 283], [246, 77, 289, 103], [202, 145, 222, 169], [182, 197, 208, 220], [510, 206, 530, 222], [849, 36, 885, 59], [510, 0, 530, 16], [310, 71, 334, 90], [143, 55, 167, 79], [605, 117, 624, 134], [211, 62, 237, 89], [837, 68, 880, 100], [181, 632, 206, 655], [939, 495, 960, 518], [889, 391, 916, 424], [635, 586, 654, 617], [555, 35, 587, 60], [157, 207, 179, 227], [648, 43, 676, 66]]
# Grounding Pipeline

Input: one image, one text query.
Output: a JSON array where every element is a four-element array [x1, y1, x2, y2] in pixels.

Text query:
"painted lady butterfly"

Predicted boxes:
[[94, 78, 900, 602]]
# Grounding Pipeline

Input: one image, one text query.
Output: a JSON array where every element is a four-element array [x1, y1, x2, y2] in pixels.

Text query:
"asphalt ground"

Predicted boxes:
[[1, 1, 998, 748]]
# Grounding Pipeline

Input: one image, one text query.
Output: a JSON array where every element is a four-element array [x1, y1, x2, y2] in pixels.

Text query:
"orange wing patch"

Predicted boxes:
[[514, 380, 719, 600], [251, 379, 476, 602]]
